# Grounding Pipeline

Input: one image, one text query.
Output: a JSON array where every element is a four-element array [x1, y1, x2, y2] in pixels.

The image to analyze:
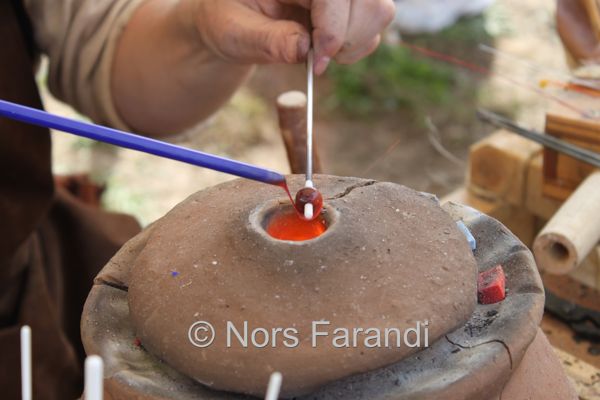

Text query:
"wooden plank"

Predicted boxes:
[[544, 101, 600, 200], [549, 137, 600, 185], [547, 119, 600, 143], [468, 130, 542, 207], [546, 91, 600, 135], [526, 153, 563, 220]]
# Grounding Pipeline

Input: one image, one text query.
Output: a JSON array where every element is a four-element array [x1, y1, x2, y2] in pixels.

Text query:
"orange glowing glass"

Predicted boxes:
[[266, 208, 327, 241]]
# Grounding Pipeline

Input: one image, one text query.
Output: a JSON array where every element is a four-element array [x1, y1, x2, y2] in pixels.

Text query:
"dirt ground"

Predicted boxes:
[[46, 0, 568, 225]]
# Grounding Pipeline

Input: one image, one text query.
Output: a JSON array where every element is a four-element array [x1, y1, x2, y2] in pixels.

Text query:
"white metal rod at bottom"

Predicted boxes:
[[84, 355, 104, 400], [265, 372, 282, 400], [21, 326, 32, 400]]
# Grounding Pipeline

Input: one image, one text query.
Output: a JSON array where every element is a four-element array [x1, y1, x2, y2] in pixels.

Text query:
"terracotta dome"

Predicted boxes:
[[126, 175, 476, 397], [80, 175, 577, 399]]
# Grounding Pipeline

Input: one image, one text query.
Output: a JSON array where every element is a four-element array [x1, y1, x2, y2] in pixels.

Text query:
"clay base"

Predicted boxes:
[[497, 329, 577, 399], [80, 177, 574, 399]]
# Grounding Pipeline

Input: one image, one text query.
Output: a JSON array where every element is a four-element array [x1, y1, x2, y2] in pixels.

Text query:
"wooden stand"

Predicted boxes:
[[444, 128, 600, 290], [276, 91, 322, 175], [448, 86, 600, 287], [444, 123, 600, 393], [544, 93, 600, 200]]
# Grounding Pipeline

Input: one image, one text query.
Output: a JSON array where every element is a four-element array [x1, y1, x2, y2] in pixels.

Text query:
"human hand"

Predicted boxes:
[[112, 0, 395, 134], [187, 0, 396, 74]]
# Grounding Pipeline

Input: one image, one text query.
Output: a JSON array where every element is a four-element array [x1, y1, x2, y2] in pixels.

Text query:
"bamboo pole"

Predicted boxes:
[[533, 170, 600, 274]]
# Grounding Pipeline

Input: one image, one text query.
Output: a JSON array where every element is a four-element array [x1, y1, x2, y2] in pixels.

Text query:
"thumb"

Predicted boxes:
[[222, 12, 310, 64]]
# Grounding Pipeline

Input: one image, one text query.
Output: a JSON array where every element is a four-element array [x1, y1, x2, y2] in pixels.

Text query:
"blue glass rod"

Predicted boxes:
[[0, 99, 285, 185]]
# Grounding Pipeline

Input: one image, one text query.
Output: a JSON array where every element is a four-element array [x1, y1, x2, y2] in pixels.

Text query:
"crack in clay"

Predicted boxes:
[[327, 180, 378, 200], [445, 335, 513, 370], [95, 277, 129, 292]]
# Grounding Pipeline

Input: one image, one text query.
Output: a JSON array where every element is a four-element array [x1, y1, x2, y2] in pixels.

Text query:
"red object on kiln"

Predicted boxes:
[[275, 180, 324, 221], [294, 187, 324, 220], [478, 265, 506, 304]]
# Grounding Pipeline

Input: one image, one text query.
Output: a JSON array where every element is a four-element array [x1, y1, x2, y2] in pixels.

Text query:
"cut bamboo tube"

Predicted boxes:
[[533, 170, 600, 274], [276, 91, 322, 175]]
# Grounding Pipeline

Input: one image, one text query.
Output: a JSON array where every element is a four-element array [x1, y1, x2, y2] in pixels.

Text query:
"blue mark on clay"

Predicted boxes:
[[171, 271, 180, 277], [456, 221, 476, 251]]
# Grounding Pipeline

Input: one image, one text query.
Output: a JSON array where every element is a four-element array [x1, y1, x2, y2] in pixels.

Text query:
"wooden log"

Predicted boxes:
[[276, 91, 322, 175], [544, 118, 600, 200], [533, 170, 600, 274], [544, 91, 600, 200], [525, 153, 563, 220], [467, 130, 541, 206]]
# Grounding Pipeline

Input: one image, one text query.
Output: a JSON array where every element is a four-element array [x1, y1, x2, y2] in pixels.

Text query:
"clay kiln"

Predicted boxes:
[[81, 175, 577, 399]]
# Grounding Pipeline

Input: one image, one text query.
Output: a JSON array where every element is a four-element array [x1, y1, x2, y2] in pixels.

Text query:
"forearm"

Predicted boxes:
[[111, 0, 252, 137]]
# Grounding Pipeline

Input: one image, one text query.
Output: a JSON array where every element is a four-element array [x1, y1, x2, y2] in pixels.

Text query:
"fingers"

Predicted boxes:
[[197, 0, 393, 67], [198, 2, 310, 64], [309, 0, 352, 74], [335, 35, 381, 65], [254, 19, 311, 64], [336, 0, 395, 65], [279, 0, 395, 73], [278, 0, 352, 73]]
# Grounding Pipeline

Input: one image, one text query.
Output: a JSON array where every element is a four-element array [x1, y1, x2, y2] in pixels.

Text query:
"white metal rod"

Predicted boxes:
[[306, 49, 314, 184], [265, 372, 283, 400], [20, 326, 31, 400], [84, 355, 104, 400]]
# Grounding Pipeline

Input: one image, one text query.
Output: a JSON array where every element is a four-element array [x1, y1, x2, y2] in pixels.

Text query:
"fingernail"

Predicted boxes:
[[314, 56, 331, 76]]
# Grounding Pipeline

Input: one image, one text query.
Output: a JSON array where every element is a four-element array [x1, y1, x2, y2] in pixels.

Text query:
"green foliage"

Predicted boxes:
[[325, 43, 456, 117], [434, 14, 491, 48], [325, 13, 499, 118]]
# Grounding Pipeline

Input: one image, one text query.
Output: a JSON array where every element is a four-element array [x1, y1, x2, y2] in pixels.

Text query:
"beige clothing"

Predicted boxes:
[[24, 0, 144, 130]]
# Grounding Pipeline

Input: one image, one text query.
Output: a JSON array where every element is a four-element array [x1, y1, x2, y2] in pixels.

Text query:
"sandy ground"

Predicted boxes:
[[45, 0, 568, 226]]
